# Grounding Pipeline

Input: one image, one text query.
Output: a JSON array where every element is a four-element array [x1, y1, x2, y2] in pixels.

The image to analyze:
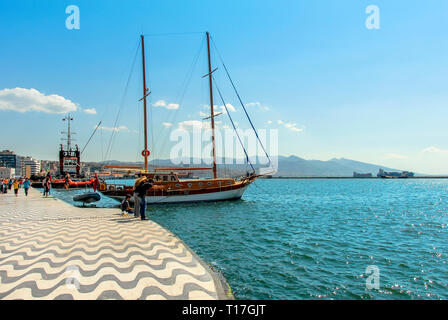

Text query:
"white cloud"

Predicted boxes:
[[267, 120, 273, 125], [166, 103, 179, 110], [82, 108, 97, 115], [289, 127, 304, 132], [385, 153, 408, 160], [246, 101, 269, 111], [178, 120, 210, 131], [162, 122, 173, 128], [97, 125, 130, 132], [422, 146, 448, 154], [223, 104, 236, 113], [0, 87, 78, 114], [153, 100, 166, 107], [277, 120, 304, 133], [203, 104, 236, 115], [177, 119, 227, 131], [153, 100, 179, 110]]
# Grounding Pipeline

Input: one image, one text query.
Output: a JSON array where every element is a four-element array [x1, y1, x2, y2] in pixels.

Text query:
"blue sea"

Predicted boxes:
[[50, 179, 448, 299]]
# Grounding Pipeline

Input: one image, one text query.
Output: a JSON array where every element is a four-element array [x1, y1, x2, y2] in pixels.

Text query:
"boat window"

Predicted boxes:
[[207, 182, 212, 185], [154, 175, 161, 181], [175, 184, 181, 188], [227, 181, 232, 185], [170, 175, 177, 181], [187, 183, 192, 187], [163, 175, 168, 182], [198, 182, 203, 186], [218, 181, 222, 185]]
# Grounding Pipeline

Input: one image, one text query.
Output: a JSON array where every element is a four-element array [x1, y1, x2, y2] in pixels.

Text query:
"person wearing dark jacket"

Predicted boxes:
[[134, 177, 152, 220]]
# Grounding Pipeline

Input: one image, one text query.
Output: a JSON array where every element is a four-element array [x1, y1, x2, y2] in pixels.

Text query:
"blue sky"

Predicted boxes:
[[0, 0, 447, 174]]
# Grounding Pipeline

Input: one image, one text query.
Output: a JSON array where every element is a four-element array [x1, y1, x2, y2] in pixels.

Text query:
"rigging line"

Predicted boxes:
[[210, 36, 272, 166], [136, 84, 142, 163], [154, 34, 206, 156], [149, 89, 155, 168], [100, 125, 104, 161], [105, 40, 141, 161], [100, 39, 140, 161], [143, 41, 155, 168], [213, 76, 255, 173], [141, 31, 205, 37], [175, 34, 206, 104], [81, 121, 102, 154]]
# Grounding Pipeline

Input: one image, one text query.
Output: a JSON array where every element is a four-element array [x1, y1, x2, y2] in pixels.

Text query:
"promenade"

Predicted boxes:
[[0, 188, 231, 300]]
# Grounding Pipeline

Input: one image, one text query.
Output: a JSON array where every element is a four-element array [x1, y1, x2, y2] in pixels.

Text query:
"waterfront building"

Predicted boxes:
[[41, 160, 58, 175], [0, 167, 15, 179], [21, 157, 41, 177], [0, 150, 22, 173]]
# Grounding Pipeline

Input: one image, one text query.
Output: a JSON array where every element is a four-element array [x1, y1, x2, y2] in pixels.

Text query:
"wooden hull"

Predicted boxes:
[[102, 179, 252, 204]]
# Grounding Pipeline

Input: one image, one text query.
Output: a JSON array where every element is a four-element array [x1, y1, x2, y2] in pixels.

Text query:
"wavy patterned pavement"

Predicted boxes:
[[0, 188, 231, 300]]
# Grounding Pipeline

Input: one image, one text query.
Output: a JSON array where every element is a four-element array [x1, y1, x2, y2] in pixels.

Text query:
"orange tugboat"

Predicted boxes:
[[101, 33, 269, 203]]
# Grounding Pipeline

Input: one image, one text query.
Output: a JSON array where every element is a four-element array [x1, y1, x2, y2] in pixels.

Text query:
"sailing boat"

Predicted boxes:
[[100, 32, 266, 204]]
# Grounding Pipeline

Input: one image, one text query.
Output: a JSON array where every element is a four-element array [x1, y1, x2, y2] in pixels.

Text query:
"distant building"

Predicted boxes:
[[0, 150, 22, 173], [353, 172, 372, 178], [41, 160, 58, 175], [0, 167, 15, 179], [21, 157, 41, 177]]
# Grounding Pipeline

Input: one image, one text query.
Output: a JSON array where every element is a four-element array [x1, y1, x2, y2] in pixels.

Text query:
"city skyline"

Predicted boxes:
[[1, 1, 447, 174]]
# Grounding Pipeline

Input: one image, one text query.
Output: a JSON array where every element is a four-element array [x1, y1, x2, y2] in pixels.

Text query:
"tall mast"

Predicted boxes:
[[141, 35, 149, 172], [67, 114, 71, 151], [206, 32, 217, 179], [62, 114, 74, 151]]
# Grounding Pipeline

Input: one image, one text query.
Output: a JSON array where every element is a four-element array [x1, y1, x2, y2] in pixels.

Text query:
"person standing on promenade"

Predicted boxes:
[[13, 179, 19, 197], [0, 179, 4, 194], [47, 178, 51, 196], [3, 179, 8, 193], [23, 178, 31, 196], [43, 177, 51, 197], [133, 176, 145, 219], [42, 177, 47, 196], [92, 173, 100, 192], [134, 177, 152, 221], [64, 173, 70, 190], [8, 179, 12, 190]]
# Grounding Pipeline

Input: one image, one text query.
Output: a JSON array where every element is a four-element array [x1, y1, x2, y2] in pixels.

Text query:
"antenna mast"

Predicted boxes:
[[62, 114, 74, 151]]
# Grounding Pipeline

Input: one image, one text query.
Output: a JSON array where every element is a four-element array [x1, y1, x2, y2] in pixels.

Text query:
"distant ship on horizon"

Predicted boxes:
[[377, 169, 414, 178]]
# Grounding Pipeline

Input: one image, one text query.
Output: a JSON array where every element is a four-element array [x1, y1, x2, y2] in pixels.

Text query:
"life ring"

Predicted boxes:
[[108, 185, 115, 190], [99, 184, 106, 191]]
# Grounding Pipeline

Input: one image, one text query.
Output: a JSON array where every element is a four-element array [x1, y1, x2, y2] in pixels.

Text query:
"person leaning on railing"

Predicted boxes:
[[133, 176, 153, 221]]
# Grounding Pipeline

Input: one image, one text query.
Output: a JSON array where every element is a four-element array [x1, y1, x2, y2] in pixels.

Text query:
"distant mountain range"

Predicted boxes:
[[97, 156, 409, 177], [273, 156, 403, 177]]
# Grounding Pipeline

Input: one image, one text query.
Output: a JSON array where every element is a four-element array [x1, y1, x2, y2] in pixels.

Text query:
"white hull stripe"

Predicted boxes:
[[111, 185, 249, 204]]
